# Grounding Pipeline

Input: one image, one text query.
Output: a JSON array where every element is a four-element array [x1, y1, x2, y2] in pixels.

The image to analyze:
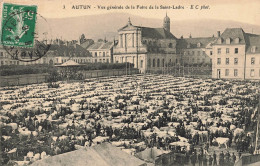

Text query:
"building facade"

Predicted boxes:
[[212, 28, 260, 80], [113, 17, 179, 73], [178, 36, 216, 66], [87, 41, 114, 63], [0, 40, 92, 66]]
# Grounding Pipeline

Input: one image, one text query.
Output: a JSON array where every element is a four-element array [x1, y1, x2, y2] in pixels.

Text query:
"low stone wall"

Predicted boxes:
[[0, 68, 140, 87], [0, 73, 49, 87]]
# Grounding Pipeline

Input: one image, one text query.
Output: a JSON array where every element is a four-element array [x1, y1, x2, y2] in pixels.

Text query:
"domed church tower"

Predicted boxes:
[[163, 13, 170, 32]]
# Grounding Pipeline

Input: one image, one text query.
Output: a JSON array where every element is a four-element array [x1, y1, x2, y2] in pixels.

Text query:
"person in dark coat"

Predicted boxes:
[[191, 152, 197, 166], [209, 155, 213, 166], [225, 151, 231, 161], [203, 155, 208, 166], [219, 151, 224, 166], [198, 153, 203, 166], [213, 151, 217, 166]]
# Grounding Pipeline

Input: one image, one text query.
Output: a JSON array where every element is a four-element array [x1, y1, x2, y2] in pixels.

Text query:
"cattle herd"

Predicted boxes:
[[0, 74, 259, 165]]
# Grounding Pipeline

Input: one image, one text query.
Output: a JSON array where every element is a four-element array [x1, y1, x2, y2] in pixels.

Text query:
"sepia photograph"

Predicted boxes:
[[0, 0, 259, 165]]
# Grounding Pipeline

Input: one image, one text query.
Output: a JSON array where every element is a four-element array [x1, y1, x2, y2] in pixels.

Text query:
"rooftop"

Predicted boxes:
[[31, 143, 146, 166]]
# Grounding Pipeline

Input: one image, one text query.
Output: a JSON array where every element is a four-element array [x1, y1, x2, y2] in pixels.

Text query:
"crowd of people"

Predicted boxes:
[[0, 74, 259, 165]]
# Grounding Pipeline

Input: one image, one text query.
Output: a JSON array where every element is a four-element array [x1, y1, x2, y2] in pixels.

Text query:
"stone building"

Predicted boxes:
[[178, 36, 216, 66], [212, 28, 260, 80], [87, 41, 114, 63], [0, 40, 92, 66], [113, 16, 179, 73]]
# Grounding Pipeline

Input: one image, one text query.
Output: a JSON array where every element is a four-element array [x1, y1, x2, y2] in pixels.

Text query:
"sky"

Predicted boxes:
[[0, 0, 260, 26]]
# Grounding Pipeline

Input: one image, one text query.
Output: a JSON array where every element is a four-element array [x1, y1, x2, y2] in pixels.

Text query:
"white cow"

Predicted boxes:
[[213, 137, 229, 149], [41, 151, 47, 159], [6, 123, 18, 130]]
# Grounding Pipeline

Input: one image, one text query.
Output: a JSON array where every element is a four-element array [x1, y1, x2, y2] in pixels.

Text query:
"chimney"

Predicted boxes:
[[189, 33, 192, 38], [217, 31, 221, 37]]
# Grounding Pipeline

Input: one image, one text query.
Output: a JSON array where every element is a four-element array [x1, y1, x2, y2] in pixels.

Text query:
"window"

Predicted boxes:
[[226, 38, 231, 44], [217, 38, 222, 44], [210, 51, 213, 55], [234, 69, 238, 77], [197, 58, 200, 62], [0, 52, 3, 57], [251, 46, 256, 53], [107, 59, 109, 63], [234, 58, 238, 65], [168, 43, 172, 48], [153, 59, 155, 67], [203, 51, 205, 55], [197, 51, 200, 55], [192, 58, 195, 62], [187, 51, 190, 55], [217, 58, 221, 65], [235, 48, 238, 54], [217, 48, 221, 54], [235, 38, 240, 44], [250, 69, 255, 77], [103, 52, 105, 57], [192, 51, 194, 55], [148, 59, 151, 67], [95, 52, 97, 57], [225, 69, 229, 76], [202, 59, 205, 63], [140, 60, 143, 68], [157, 59, 160, 67], [226, 58, 229, 65], [95, 59, 97, 63], [251, 57, 255, 65], [162, 59, 165, 67], [226, 48, 229, 54]]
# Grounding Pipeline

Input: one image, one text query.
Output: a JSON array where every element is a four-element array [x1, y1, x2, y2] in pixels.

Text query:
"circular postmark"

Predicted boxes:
[[1, 4, 52, 62]]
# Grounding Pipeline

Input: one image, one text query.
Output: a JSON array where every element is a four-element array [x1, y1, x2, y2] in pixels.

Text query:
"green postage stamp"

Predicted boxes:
[[1, 3, 37, 47]]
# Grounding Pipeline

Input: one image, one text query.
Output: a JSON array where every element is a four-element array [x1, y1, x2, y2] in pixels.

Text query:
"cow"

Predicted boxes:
[[213, 137, 229, 149]]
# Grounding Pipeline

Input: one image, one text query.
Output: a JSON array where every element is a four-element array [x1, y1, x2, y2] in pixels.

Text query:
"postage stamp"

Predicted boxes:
[[1, 3, 37, 48], [1, 3, 52, 62]]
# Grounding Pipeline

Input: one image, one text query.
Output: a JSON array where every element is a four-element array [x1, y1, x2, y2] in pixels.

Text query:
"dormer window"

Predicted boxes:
[[217, 38, 222, 44], [226, 38, 231, 44], [235, 38, 240, 44], [251, 46, 256, 53], [197, 43, 201, 48], [169, 43, 173, 48]]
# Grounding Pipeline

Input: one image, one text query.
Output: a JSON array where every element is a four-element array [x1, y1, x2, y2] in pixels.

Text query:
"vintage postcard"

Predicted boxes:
[[0, 0, 259, 166]]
